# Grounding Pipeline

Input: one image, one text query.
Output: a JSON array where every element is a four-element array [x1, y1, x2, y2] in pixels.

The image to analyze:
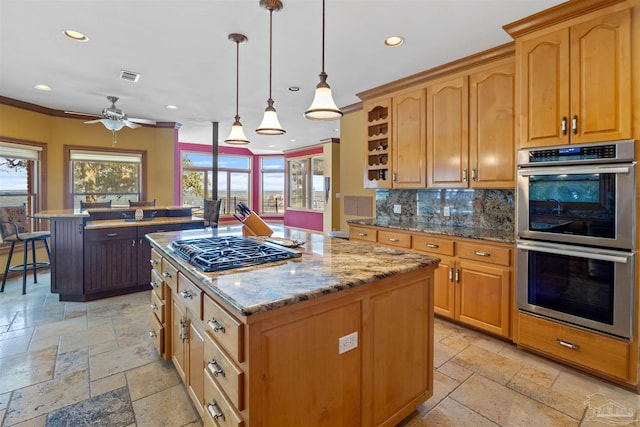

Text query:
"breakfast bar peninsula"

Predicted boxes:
[[35, 206, 203, 301], [146, 228, 438, 427]]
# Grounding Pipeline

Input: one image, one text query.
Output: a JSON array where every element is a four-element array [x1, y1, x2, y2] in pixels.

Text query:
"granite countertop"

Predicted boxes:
[[146, 228, 440, 317], [84, 216, 204, 229], [35, 206, 193, 218], [348, 218, 515, 244]]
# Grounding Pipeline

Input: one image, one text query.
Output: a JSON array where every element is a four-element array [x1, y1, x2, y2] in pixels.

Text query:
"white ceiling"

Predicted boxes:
[[0, 0, 565, 154]]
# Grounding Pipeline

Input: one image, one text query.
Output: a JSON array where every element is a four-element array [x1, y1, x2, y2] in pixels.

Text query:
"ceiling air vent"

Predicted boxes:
[[120, 70, 140, 82]]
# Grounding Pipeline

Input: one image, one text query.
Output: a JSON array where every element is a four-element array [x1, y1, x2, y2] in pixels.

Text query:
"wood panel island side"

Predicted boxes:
[[146, 229, 439, 427]]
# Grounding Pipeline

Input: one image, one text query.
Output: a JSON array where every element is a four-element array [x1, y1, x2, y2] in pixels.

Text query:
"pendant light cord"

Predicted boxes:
[[235, 39, 240, 119], [269, 9, 273, 100], [321, 0, 325, 73]]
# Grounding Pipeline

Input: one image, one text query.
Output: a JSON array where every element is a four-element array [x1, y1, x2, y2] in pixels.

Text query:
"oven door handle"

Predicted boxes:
[[518, 165, 633, 176], [517, 242, 629, 263]]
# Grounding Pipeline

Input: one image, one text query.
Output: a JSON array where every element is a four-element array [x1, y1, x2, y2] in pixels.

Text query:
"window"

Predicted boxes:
[[68, 148, 144, 208], [180, 152, 251, 216], [287, 155, 324, 211], [260, 156, 284, 215], [0, 140, 45, 235]]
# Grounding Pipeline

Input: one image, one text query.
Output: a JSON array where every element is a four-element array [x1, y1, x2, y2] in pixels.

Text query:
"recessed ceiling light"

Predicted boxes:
[[165, 105, 178, 110], [288, 86, 300, 92], [290, 139, 296, 143], [63, 29, 88, 42], [268, 144, 276, 148], [34, 84, 51, 91], [384, 36, 404, 47]]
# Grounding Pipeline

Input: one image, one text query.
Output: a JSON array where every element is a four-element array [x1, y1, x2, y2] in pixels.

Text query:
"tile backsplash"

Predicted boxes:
[[375, 189, 514, 232]]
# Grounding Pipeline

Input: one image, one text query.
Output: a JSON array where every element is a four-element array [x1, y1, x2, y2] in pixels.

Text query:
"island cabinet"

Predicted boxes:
[[148, 236, 436, 427], [426, 58, 515, 189], [507, 4, 632, 148], [350, 224, 512, 338]]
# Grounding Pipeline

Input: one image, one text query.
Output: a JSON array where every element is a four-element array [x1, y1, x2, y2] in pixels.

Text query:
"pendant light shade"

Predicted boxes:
[[257, 0, 286, 135], [225, 33, 250, 145], [304, 0, 342, 121]]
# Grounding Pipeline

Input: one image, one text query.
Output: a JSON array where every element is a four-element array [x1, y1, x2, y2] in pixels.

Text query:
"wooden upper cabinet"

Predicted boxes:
[[517, 8, 631, 148], [427, 76, 469, 188], [469, 59, 515, 188], [392, 90, 426, 188], [363, 99, 392, 189]]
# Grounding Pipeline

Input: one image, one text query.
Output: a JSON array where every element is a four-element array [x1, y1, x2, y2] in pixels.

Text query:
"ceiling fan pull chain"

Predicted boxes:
[[112, 130, 117, 146]]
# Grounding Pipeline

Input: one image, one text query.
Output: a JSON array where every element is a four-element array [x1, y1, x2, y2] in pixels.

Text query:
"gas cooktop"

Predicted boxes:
[[171, 236, 301, 272]]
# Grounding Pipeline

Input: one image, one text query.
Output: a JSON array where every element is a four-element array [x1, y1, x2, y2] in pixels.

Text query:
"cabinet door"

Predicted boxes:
[[83, 227, 138, 293], [427, 76, 469, 188], [569, 9, 631, 144], [469, 60, 515, 188], [392, 90, 425, 188], [187, 319, 205, 415], [456, 260, 510, 337], [50, 217, 85, 296], [433, 256, 455, 319], [172, 297, 187, 382]]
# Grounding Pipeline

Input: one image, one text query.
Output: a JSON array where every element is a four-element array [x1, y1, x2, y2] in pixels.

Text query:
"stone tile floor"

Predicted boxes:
[[0, 271, 638, 426]]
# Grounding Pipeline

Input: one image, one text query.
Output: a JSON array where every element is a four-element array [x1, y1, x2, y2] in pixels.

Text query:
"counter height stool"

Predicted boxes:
[[0, 205, 51, 294], [203, 199, 222, 228]]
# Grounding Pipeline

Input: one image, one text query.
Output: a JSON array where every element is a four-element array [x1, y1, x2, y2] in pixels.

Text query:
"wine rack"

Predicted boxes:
[[364, 100, 392, 188]]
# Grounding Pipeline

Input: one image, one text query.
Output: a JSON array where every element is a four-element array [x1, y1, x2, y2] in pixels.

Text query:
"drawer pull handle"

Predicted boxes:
[[388, 238, 400, 242], [180, 290, 193, 299], [207, 401, 225, 422], [179, 319, 189, 341], [150, 281, 159, 288], [561, 116, 567, 135], [148, 330, 157, 338], [455, 268, 460, 283], [106, 233, 118, 237], [150, 303, 158, 311], [358, 232, 368, 237], [449, 268, 453, 282], [162, 272, 172, 278], [556, 339, 580, 350], [473, 251, 490, 257], [208, 318, 226, 334], [150, 259, 159, 265], [207, 359, 225, 377], [426, 243, 439, 249]]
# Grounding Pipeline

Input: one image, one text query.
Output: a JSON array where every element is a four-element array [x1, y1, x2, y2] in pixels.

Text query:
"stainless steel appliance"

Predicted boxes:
[[516, 139, 636, 339], [171, 236, 300, 272]]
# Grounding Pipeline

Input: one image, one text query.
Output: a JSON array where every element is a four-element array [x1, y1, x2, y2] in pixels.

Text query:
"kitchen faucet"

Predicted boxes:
[[548, 199, 563, 215]]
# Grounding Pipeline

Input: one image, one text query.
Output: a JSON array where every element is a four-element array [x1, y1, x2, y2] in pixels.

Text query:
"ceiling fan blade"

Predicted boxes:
[[65, 110, 101, 118], [123, 120, 141, 129], [128, 117, 156, 125], [84, 119, 103, 124]]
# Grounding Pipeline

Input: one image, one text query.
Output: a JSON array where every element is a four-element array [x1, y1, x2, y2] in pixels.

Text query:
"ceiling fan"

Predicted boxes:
[[66, 96, 156, 145]]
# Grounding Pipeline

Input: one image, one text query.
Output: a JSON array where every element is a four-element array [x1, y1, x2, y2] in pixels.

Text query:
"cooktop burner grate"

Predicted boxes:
[[171, 236, 300, 272]]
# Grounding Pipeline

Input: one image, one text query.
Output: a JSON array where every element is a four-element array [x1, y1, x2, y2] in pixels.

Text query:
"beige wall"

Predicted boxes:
[[338, 109, 375, 232]]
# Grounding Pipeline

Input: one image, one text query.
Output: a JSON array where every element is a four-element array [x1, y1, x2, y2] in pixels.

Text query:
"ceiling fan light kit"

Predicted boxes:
[[304, 0, 342, 121], [224, 33, 250, 145], [256, 0, 286, 136]]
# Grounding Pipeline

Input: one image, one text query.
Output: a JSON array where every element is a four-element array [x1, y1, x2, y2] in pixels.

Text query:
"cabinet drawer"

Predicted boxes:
[[412, 234, 454, 256], [150, 248, 163, 274], [204, 331, 244, 410], [150, 269, 164, 299], [176, 273, 203, 319], [349, 226, 377, 242], [150, 290, 165, 323], [84, 226, 137, 242], [378, 230, 411, 248], [203, 370, 244, 427], [162, 260, 179, 293], [203, 294, 244, 363], [456, 241, 510, 266], [149, 311, 164, 357], [518, 313, 630, 380]]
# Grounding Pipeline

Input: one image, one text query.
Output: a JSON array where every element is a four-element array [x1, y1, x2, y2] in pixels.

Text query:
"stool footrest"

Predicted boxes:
[[8, 262, 50, 273]]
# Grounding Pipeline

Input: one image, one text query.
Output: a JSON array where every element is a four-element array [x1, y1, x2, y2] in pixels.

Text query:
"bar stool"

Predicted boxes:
[[0, 205, 51, 294]]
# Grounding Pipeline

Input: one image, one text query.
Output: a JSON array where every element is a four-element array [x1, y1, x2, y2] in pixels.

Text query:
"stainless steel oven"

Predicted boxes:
[[516, 240, 634, 339], [517, 140, 636, 250], [516, 139, 636, 339]]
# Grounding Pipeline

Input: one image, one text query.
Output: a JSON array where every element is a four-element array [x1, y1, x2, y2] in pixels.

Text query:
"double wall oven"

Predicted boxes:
[[516, 140, 636, 339]]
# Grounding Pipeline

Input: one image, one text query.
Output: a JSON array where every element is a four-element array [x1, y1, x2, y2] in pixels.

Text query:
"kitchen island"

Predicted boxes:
[[146, 228, 439, 427]]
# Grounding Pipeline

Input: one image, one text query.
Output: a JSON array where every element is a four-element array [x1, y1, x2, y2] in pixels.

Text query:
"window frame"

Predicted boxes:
[[64, 145, 147, 209], [286, 153, 324, 212], [259, 156, 285, 216]]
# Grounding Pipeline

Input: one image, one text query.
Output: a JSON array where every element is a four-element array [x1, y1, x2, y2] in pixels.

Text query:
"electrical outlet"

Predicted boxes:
[[443, 206, 450, 217], [338, 332, 358, 354], [393, 204, 402, 214]]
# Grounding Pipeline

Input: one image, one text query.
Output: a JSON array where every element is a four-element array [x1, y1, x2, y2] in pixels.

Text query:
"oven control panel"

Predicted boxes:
[[517, 139, 635, 166]]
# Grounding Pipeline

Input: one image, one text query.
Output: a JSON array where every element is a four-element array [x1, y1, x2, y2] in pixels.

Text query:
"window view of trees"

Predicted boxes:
[[69, 149, 142, 208]]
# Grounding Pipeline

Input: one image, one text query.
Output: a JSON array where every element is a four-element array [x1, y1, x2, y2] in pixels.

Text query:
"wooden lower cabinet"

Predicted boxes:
[[432, 255, 456, 318], [152, 246, 435, 427]]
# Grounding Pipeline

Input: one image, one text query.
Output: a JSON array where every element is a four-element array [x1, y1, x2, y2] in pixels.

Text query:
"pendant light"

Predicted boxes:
[[304, 0, 342, 121], [256, 0, 286, 135], [225, 33, 250, 144]]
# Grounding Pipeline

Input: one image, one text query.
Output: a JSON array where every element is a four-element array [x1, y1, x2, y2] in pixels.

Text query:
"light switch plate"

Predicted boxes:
[[393, 204, 402, 214]]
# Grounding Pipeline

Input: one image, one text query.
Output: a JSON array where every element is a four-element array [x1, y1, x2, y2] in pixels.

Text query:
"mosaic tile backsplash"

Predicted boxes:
[[375, 189, 514, 233]]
